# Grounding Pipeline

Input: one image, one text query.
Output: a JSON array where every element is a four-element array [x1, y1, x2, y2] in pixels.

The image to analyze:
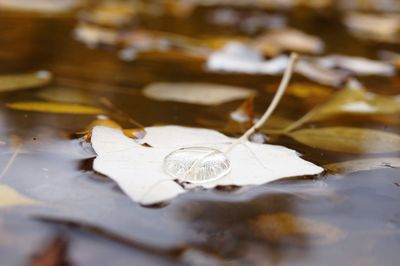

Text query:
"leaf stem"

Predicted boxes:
[[225, 53, 299, 153]]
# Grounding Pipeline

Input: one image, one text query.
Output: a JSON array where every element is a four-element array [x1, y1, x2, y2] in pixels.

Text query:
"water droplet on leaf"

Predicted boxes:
[[163, 147, 231, 183]]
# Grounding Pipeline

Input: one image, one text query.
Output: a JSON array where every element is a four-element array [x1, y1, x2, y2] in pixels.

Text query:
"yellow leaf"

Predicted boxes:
[[289, 127, 400, 154], [0, 71, 51, 92], [284, 81, 400, 132], [37, 87, 93, 104], [122, 128, 145, 139], [0, 185, 35, 208], [7, 101, 105, 115], [82, 118, 145, 140], [286, 83, 333, 99], [308, 84, 400, 122]]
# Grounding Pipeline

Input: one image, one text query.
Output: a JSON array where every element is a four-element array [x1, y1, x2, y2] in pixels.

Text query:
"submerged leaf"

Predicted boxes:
[[253, 213, 346, 245], [0, 71, 51, 92], [143, 82, 255, 105], [325, 157, 400, 173], [37, 87, 93, 104], [91, 126, 322, 205], [289, 127, 400, 154], [0, 185, 35, 208], [7, 101, 105, 115]]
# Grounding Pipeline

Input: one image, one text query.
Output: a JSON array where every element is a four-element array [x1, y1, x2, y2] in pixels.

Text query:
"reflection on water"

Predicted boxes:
[[0, 4, 399, 266]]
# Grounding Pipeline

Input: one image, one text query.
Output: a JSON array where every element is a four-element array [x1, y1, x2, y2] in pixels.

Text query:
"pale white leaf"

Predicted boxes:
[[206, 42, 289, 74], [344, 12, 400, 42], [0, 0, 78, 13], [259, 28, 325, 54], [91, 126, 323, 205], [143, 82, 255, 106], [316, 55, 395, 76]]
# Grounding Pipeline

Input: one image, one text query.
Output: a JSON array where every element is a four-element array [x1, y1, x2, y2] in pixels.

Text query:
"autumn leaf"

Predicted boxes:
[[143, 82, 255, 106], [256, 28, 324, 54], [284, 80, 400, 132], [252, 213, 346, 245], [288, 127, 400, 154], [319, 82, 400, 116], [325, 157, 400, 173], [37, 87, 93, 105], [0, 71, 51, 92], [7, 101, 105, 115], [230, 95, 256, 124], [0, 0, 78, 13], [82, 117, 145, 140], [91, 125, 322, 205], [344, 12, 400, 43], [0, 185, 35, 208]]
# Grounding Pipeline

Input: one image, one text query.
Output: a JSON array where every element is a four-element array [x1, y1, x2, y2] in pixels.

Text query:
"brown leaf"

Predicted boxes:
[[230, 95, 255, 124]]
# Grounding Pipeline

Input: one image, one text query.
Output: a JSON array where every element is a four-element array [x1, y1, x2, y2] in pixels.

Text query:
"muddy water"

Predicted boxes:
[[0, 6, 399, 266]]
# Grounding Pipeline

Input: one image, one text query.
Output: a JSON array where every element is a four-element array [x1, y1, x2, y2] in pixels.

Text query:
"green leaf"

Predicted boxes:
[[7, 101, 105, 115], [0, 71, 51, 92], [325, 157, 400, 173], [288, 127, 400, 154]]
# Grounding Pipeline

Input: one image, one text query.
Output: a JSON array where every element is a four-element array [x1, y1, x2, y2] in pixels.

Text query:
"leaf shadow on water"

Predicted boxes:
[[173, 193, 312, 265]]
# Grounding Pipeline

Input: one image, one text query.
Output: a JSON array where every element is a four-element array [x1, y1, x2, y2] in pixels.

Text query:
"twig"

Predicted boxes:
[[225, 53, 298, 153], [169, 53, 298, 182]]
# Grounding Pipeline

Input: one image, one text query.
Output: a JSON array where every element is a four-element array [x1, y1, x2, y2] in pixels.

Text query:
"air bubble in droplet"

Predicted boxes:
[[163, 147, 231, 183]]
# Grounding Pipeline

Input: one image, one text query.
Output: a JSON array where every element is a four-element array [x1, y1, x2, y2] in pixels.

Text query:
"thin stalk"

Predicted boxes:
[[225, 53, 299, 154], [176, 53, 298, 182]]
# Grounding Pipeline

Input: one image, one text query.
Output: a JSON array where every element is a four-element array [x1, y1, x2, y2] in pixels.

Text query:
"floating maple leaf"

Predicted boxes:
[[91, 125, 323, 205]]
